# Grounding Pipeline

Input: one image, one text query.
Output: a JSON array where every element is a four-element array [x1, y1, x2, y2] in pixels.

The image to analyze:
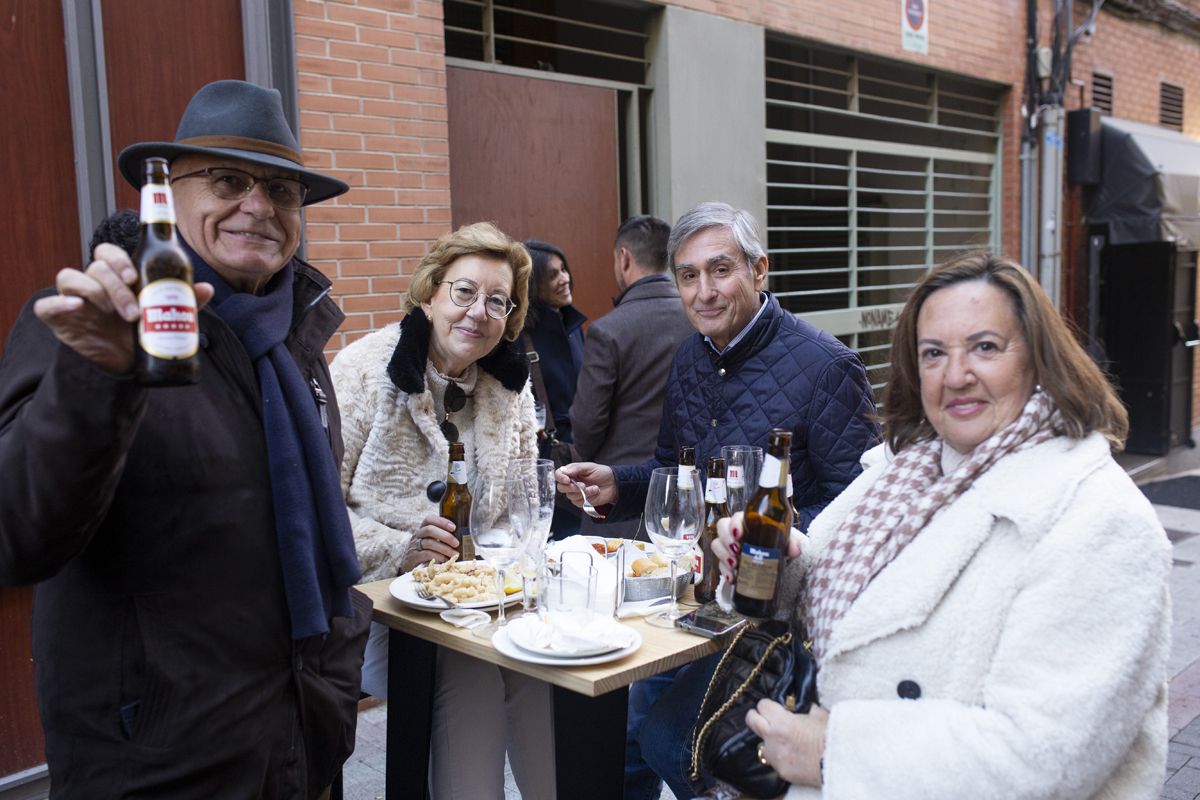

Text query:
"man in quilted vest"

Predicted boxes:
[[557, 200, 879, 799]]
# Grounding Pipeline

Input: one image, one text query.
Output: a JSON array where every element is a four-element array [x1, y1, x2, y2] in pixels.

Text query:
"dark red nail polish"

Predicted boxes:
[[732, 542, 740, 555], [727, 557, 736, 567], [732, 526, 741, 539]]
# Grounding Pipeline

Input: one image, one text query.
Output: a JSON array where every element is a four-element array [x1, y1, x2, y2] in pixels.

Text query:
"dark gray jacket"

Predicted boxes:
[[569, 275, 693, 537]]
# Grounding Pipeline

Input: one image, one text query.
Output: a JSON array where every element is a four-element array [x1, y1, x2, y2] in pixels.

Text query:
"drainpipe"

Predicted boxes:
[[1037, 0, 1072, 310], [1038, 105, 1065, 308], [1019, 0, 1039, 270]]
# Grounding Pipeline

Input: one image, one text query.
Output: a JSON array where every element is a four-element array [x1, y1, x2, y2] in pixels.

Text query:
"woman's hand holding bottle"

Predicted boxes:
[[713, 512, 805, 582]]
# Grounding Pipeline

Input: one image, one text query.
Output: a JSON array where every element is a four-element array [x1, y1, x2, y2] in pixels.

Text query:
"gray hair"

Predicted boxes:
[[667, 201, 766, 270]]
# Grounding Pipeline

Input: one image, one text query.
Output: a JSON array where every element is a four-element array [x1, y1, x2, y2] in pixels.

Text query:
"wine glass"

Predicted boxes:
[[509, 458, 555, 546], [721, 445, 763, 515], [643, 466, 704, 627], [509, 458, 556, 613], [469, 477, 533, 639]]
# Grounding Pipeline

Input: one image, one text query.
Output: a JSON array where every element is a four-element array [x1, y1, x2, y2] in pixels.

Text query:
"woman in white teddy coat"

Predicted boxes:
[[331, 223, 554, 799], [710, 253, 1171, 799]]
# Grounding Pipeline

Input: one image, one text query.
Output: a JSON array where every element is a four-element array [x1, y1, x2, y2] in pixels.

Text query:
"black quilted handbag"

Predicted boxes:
[[689, 619, 818, 799]]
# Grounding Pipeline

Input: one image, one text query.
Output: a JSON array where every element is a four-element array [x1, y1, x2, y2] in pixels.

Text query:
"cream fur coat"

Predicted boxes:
[[780, 432, 1171, 800], [331, 314, 538, 582]]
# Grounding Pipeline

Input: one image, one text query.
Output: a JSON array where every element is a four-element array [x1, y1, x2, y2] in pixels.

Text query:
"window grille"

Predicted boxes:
[[764, 35, 1003, 396], [443, 0, 651, 85]]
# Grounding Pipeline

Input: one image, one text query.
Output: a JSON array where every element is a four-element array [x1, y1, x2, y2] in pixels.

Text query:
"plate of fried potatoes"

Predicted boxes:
[[390, 560, 523, 611]]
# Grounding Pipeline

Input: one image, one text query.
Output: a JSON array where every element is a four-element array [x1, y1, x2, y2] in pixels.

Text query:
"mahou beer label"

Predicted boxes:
[[448, 460, 468, 484], [138, 279, 198, 359], [737, 543, 781, 600], [140, 182, 176, 224]]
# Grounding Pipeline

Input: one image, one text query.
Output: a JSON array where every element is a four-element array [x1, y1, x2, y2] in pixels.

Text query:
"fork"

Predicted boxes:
[[414, 583, 458, 608], [570, 477, 607, 520]]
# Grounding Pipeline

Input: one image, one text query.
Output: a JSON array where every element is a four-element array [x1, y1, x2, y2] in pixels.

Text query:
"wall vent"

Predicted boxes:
[[1161, 82, 1184, 131], [1091, 72, 1113, 115]]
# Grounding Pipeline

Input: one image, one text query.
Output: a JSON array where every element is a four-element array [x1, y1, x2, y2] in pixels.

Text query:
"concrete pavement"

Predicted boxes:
[[1148, 444, 1200, 799]]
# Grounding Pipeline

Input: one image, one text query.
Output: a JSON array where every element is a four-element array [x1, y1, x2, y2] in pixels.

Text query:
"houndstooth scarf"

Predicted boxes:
[[805, 391, 1060, 661]]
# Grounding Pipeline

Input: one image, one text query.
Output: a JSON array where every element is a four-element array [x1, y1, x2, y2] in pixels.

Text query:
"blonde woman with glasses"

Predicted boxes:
[[332, 222, 555, 799]]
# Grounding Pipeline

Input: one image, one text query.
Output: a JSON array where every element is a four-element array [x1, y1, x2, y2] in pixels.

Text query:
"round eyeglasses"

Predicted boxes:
[[437, 279, 516, 320], [171, 167, 309, 210]]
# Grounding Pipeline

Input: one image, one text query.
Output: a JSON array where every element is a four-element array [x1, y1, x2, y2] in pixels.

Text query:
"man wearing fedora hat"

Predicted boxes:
[[0, 80, 369, 798]]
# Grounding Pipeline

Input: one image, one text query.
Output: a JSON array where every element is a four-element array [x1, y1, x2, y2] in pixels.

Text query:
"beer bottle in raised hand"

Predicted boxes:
[[441, 441, 475, 560], [133, 157, 199, 386], [733, 429, 793, 619], [696, 456, 730, 604]]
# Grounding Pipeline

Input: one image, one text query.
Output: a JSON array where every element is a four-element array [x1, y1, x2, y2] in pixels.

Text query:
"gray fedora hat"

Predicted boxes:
[[117, 80, 349, 205]]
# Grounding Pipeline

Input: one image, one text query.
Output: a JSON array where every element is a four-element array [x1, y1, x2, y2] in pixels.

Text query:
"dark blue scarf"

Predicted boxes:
[[192, 249, 360, 639]]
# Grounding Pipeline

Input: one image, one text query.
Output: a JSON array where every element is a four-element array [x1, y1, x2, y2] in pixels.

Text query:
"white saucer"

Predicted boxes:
[[492, 626, 641, 666], [505, 615, 633, 658]]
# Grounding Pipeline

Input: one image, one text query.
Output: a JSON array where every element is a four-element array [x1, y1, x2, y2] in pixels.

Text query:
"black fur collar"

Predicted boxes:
[[386, 307, 530, 394]]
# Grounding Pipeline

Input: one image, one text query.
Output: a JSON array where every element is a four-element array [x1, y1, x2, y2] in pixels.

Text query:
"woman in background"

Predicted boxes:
[[523, 238, 586, 536]]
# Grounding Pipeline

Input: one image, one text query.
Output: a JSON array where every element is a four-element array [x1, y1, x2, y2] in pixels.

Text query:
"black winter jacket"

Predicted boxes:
[[526, 300, 586, 444], [0, 261, 370, 799]]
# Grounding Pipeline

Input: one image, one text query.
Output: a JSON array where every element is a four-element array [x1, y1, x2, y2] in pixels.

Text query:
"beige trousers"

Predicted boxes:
[[431, 648, 556, 799], [361, 623, 556, 799]]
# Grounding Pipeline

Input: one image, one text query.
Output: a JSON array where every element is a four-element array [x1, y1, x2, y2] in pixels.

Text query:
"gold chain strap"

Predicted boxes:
[[689, 628, 793, 782]]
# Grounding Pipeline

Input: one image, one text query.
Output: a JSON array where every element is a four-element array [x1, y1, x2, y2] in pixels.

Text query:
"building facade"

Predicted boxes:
[[2, 0, 1200, 788]]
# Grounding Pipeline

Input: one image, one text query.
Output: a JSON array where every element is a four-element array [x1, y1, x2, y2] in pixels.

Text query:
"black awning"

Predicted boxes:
[[1086, 116, 1200, 249]]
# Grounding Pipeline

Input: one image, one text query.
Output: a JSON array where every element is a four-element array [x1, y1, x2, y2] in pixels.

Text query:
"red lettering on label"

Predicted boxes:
[[142, 305, 197, 334], [152, 191, 167, 205]]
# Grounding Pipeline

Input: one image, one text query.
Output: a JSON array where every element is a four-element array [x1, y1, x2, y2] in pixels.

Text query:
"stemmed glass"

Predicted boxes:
[[469, 476, 533, 639], [509, 458, 556, 614], [721, 445, 763, 515], [644, 466, 704, 628]]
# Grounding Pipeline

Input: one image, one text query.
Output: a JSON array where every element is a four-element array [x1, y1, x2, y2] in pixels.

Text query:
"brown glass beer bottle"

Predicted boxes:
[[676, 445, 699, 579], [733, 429, 793, 619], [441, 441, 475, 560], [133, 157, 199, 386], [677, 445, 696, 486], [695, 456, 730, 604]]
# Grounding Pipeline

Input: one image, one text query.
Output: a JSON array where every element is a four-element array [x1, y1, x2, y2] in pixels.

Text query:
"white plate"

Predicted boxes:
[[491, 626, 642, 666], [505, 615, 634, 658], [389, 573, 521, 612]]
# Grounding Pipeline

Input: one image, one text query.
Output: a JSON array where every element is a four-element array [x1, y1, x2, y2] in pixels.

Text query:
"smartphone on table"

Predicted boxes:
[[674, 603, 748, 638]]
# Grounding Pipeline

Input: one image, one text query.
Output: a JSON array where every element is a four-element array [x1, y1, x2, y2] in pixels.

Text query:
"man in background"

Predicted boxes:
[[569, 214, 693, 537]]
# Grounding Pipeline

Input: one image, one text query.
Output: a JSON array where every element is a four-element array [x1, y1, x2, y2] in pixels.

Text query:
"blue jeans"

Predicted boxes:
[[624, 652, 722, 800]]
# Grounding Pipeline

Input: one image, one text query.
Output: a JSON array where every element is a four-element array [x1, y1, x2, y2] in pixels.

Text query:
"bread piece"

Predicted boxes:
[[630, 557, 658, 577]]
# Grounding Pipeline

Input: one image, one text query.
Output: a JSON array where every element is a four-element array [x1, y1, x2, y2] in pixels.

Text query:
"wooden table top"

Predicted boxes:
[[358, 578, 728, 697]]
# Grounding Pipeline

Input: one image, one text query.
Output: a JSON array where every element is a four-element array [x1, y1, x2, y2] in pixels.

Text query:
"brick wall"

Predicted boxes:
[[293, 0, 452, 355], [1071, 8, 1200, 133]]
